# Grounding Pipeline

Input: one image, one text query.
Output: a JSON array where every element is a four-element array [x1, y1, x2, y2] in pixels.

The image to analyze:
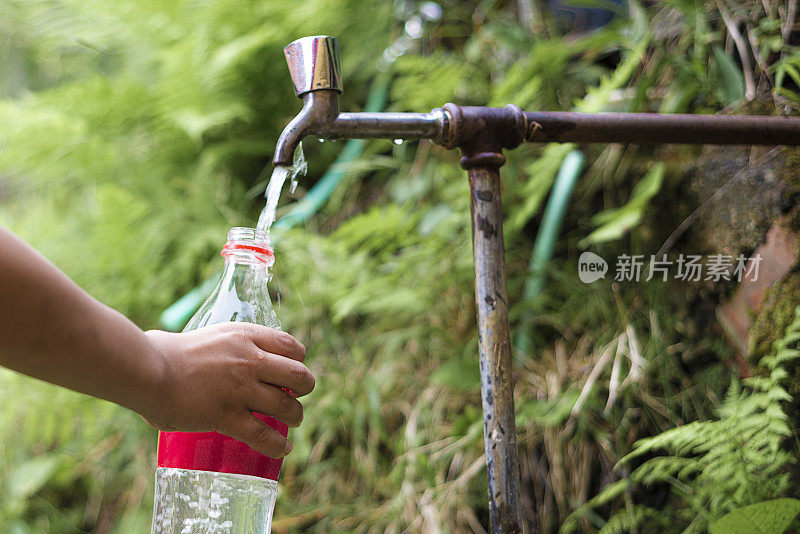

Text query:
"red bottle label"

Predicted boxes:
[[156, 414, 288, 481]]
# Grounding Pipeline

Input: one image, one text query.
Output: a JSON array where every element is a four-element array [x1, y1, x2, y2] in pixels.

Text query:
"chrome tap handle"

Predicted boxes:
[[283, 35, 342, 96]]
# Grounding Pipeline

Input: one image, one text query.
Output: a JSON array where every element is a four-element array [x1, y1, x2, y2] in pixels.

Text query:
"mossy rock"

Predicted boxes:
[[750, 270, 800, 372], [688, 146, 788, 257], [747, 143, 800, 364]]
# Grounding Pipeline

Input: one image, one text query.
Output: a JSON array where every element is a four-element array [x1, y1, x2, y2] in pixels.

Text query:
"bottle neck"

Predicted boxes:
[[220, 254, 273, 291], [182, 227, 281, 343], [220, 227, 274, 267], [222, 248, 274, 267]]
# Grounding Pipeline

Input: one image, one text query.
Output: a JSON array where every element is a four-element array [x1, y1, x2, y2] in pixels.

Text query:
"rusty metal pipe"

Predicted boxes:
[[524, 110, 800, 145], [439, 105, 800, 148], [468, 160, 524, 534]]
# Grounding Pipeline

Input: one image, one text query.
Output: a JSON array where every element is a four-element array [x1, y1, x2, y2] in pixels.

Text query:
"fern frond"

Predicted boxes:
[[593, 305, 800, 530]]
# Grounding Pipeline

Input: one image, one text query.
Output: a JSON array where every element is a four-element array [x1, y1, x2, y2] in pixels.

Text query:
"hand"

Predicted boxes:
[[141, 322, 314, 458]]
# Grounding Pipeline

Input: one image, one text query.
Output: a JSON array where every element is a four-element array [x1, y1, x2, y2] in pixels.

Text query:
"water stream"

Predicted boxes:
[[256, 142, 307, 238]]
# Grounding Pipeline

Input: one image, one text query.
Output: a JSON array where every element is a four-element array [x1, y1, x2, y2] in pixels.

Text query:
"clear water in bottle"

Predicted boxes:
[[153, 469, 277, 533]]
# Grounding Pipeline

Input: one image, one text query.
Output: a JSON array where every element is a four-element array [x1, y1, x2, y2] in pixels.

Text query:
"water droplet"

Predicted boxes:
[[421, 2, 443, 21], [393, 138, 404, 145], [404, 17, 423, 39]]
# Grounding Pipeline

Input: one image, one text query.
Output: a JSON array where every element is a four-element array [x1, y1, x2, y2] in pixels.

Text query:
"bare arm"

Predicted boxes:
[[0, 227, 314, 457]]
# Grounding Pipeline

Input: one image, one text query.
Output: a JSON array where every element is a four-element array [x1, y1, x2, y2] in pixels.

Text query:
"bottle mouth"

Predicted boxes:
[[220, 227, 274, 266]]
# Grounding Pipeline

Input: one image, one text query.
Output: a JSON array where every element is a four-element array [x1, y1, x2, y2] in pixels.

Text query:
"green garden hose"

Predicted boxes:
[[516, 150, 584, 353]]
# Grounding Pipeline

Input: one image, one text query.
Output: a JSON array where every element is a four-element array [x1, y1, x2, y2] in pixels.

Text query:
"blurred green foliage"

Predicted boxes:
[[1, 0, 800, 532]]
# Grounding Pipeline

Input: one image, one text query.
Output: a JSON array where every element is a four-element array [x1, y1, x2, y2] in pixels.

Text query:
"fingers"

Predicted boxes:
[[228, 323, 314, 396], [224, 412, 293, 458], [237, 323, 306, 362], [246, 382, 305, 427], [252, 350, 315, 396]]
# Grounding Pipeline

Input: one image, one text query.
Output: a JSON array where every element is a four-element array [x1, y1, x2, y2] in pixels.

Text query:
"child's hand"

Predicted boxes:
[[142, 322, 314, 458]]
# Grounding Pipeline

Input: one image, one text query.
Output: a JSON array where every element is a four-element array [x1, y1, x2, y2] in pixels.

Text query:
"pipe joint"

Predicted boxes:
[[443, 103, 529, 169]]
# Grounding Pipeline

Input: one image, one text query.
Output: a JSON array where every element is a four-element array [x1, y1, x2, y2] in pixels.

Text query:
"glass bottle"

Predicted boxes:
[[151, 227, 285, 534]]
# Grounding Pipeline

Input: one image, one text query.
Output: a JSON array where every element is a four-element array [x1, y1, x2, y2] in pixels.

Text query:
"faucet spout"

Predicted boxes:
[[273, 91, 339, 165]]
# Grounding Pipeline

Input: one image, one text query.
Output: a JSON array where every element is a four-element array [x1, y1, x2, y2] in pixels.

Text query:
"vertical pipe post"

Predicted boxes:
[[467, 162, 525, 533]]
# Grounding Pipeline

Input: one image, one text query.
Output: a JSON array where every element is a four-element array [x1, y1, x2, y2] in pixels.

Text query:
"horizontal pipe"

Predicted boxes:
[[324, 112, 443, 140], [524, 111, 800, 145], [275, 105, 800, 165]]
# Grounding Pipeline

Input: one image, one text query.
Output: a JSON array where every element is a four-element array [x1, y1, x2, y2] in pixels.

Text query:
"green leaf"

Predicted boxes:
[[709, 499, 800, 534], [5, 455, 60, 500], [712, 45, 745, 105], [581, 162, 665, 246]]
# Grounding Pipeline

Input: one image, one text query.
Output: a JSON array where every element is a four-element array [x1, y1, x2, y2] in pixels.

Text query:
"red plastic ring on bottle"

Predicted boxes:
[[221, 243, 275, 264]]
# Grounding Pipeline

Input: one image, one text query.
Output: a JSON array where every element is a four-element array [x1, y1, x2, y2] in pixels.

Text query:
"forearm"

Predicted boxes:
[[0, 227, 315, 458], [0, 227, 161, 413]]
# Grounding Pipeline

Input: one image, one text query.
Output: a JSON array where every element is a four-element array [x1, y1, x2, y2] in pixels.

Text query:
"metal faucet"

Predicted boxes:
[[272, 35, 800, 534], [273, 36, 448, 165]]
